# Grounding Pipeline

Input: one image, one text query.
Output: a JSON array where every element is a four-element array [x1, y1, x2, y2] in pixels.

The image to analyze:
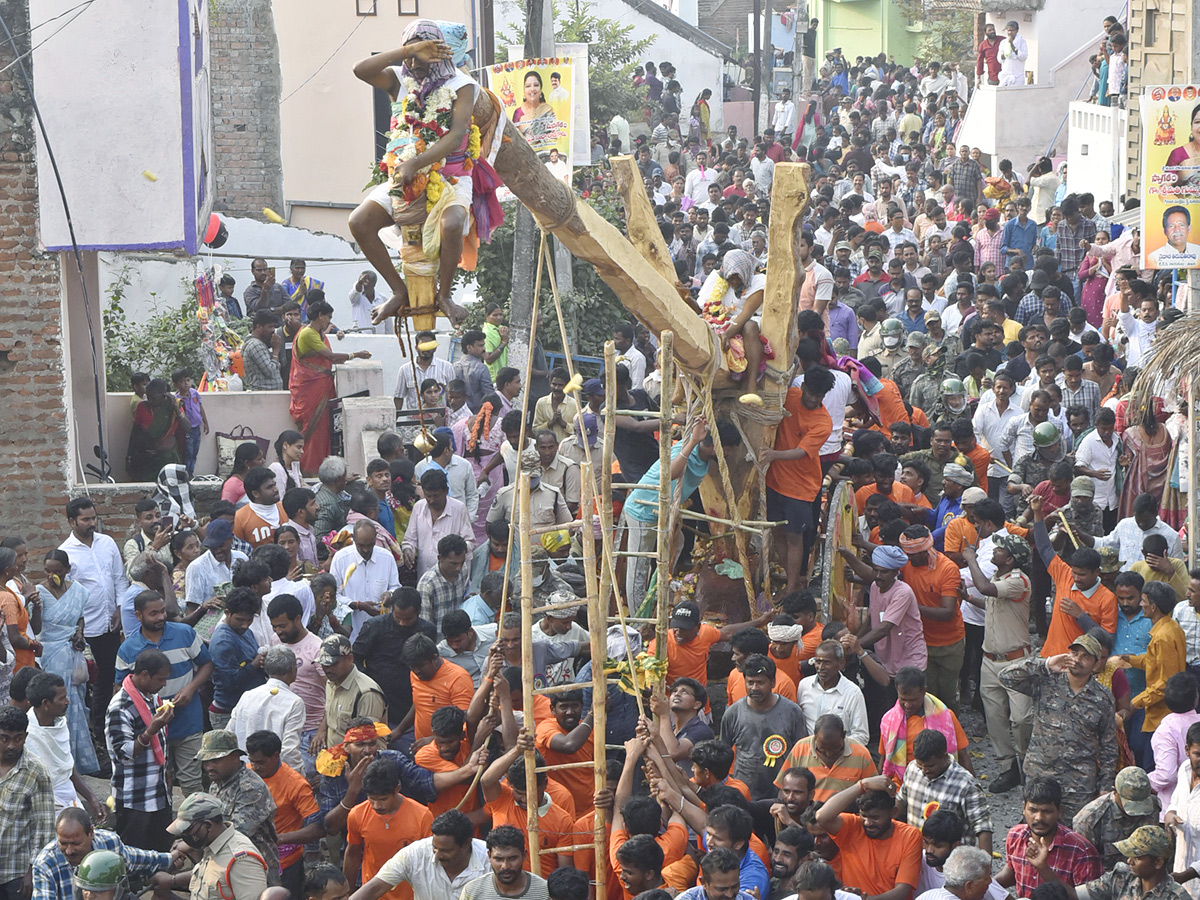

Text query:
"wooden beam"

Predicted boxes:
[[759, 161, 811, 412], [610, 157, 699, 312], [484, 106, 715, 373]]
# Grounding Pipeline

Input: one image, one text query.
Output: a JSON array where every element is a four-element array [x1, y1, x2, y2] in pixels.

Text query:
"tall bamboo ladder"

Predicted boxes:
[[512, 333, 677, 900]]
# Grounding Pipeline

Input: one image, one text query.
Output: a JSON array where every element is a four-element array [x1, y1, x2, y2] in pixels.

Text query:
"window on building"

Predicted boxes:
[[357, 0, 378, 14], [398, 0, 419, 14], [1144, 9, 1157, 46]]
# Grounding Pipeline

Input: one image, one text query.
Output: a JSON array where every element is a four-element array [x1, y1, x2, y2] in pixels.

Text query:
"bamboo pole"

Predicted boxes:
[[582, 453, 607, 900], [655, 331, 675, 673], [517, 471, 540, 869], [598, 343, 618, 618]]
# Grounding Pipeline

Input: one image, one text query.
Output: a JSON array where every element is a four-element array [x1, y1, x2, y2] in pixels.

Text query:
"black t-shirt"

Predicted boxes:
[[953, 346, 1002, 378], [352, 615, 437, 725], [613, 389, 660, 484]]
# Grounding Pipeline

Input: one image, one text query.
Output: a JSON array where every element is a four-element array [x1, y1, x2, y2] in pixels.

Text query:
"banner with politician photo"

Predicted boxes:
[[1142, 84, 1200, 268], [488, 57, 575, 175]]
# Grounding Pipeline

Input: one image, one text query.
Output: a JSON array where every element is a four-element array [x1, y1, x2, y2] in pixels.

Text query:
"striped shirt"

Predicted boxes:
[[897, 758, 993, 843], [105, 686, 170, 812], [115, 623, 211, 738], [774, 735, 877, 801], [1175, 602, 1200, 666]]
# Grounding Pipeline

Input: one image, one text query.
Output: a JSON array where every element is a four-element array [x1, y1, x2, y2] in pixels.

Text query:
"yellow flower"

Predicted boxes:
[[425, 170, 444, 212], [467, 124, 482, 160]]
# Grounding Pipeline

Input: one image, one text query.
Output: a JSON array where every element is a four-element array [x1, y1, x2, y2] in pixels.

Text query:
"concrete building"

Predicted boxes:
[[958, 0, 1114, 173]]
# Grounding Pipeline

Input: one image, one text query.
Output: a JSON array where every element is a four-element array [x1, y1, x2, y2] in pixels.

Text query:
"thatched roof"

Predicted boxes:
[[1137, 312, 1197, 403]]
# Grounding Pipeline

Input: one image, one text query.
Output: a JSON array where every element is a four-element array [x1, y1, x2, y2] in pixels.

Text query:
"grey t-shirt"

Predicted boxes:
[[720, 695, 808, 800], [461, 873, 549, 900]]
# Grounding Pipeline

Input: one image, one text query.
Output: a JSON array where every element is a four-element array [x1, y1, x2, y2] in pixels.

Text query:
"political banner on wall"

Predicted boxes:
[[488, 57, 575, 180], [1141, 84, 1200, 269]]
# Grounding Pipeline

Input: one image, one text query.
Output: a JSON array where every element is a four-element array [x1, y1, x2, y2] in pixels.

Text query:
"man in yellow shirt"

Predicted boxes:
[[1119, 581, 1187, 742], [1130, 534, 1190, 601]]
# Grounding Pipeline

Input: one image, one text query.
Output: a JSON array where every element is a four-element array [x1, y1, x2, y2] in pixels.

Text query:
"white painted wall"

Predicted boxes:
[[97, 216, 469, 398], [493, 0, 725, 133], [31, 0, 212, 252], [1066, 101, 1129, 207]]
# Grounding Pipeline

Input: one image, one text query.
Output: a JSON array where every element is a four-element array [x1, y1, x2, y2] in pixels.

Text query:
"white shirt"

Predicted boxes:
[[796, 674, 869, 746], [998, 35, 1029, 83], [615, 349, 646, 390], [958, 534, 995, 628], [394, 357, 456, 410], [330, 545, 400, 640], [795, 368, 853, 456], [1168, 759, 1200, 898], [1074, 429, 1120, 511], [229, 677, 307, 771], [972, 399, 1023, 478], [1095, 516, 1185, 571], [1117, 311, 1158, 367], [684, 166, 717, 202], [24, 712, 77, 811], [348, 288, 385, 333], [437, 624, 498, 687], [377, 837, 490, 900], [415, 456, 480, 521], [919, 73, 950, 97], [266, 577, 315, 624], [750, 156, 775, 194], [772, 99, 797, 134], [184, 548, 248, 609], [59, 532, 129, 637]]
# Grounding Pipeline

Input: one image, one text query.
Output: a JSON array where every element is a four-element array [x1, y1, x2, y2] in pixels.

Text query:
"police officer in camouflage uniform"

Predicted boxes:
[[1007, 423, 1067, 522], [909, 343, 949, 414], [873, 318, 907, 382], [164, 794, 269, 900], [1072, 766, 1162, 869], [1000, 631, 1118, 819], [194, 731, 279, 885], [926, 377, 973, 425], [892, 333, 927, 401]]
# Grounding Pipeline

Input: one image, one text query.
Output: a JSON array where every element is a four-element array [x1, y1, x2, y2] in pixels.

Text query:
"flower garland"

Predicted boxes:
[[466, 401, 495, 459], [369, 77, 483, 212], [701, 274, 733, 327]]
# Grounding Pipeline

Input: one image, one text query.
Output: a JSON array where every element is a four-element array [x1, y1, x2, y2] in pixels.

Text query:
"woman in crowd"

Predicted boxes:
[[289, 299, 371, 475], [1120, 401, 1173, 519], [36, 550, 96, 773], [1078, 230, 1112, 326], [127, 378, 187, 481], [270, 430, 306, 499], [275, 525, 317, 578]]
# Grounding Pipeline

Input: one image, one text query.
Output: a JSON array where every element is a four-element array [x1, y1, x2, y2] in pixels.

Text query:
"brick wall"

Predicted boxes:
[[0, 0, 73, 548], [209, 0, 285, 217]]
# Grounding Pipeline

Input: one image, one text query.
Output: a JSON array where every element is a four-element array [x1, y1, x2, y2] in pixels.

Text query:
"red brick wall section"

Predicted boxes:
[[0, 1, 73, 548], [209, 0, 285, 217]]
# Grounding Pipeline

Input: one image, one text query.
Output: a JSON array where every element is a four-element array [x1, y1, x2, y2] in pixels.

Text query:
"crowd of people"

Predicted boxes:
[[14, 15, 1197, 900]]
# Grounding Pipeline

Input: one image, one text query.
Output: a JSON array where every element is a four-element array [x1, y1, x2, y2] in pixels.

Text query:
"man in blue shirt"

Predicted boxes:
[[701, 810, 770, 900], [1001, 197, 1039, 269], [622, 418, 743, 612], [1113, 570, 1151, 698], [114, 591, 212, 794]]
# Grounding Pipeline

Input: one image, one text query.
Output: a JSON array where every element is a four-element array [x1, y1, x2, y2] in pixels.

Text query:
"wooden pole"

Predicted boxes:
[[598, 342, 619, 617], [655, 331, 675, 671], [518, 471, 540, 868], [581, 459, 607, 900]]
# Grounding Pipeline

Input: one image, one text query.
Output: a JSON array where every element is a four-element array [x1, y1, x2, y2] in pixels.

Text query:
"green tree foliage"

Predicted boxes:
[[104, 268, 248, 391]]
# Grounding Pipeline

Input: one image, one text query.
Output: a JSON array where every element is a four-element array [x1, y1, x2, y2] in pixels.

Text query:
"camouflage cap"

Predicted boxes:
[[1069, 632, 1104, 660], [194, 729, 242, 761], [1114, 767, 1156, 816], [1098, 545, 1121, 574], [166, 792, 226, 834], [1114, 825, 1172, 860]]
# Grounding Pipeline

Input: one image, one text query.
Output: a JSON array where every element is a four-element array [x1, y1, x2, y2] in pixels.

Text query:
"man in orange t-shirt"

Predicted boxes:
[[345, 758, 434, 900], [402, 634, 474, 740], [1030, 495, 1117, 657], [534, 691, 595, 816], [951, 418, 991, 496], [764, 368, 836, 595], [767, 595, 821, 683], [814, 775, 922, 899], [727, 628, 798, 704], [899, 524, 966, 711], [413, 706, 488, 817], [481, 733, 578, 877], [690, 739, 752, 800], [649, 601, 757, 688], [246, 730, 322, 897], [233, 467, 290, 548], [855, 454, 917, 514]]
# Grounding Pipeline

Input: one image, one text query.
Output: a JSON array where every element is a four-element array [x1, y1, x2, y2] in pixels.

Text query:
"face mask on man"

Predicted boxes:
[[883, 335, 902, 349]]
